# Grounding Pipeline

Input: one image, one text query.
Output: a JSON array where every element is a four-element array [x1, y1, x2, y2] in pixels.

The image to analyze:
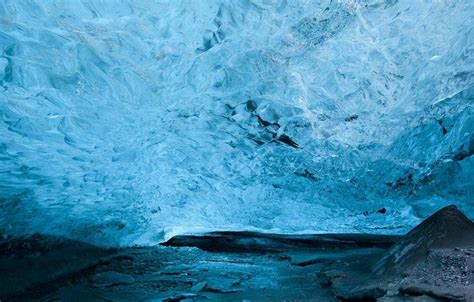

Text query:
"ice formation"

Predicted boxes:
[[0, 0, 473, 245]]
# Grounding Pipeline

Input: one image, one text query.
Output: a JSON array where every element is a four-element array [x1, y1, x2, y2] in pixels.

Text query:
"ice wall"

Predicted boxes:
[[0, 0, 473, 245]]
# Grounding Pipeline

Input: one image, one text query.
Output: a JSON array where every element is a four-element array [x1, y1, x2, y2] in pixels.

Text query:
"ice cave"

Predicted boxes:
[[1, 0, 473, 301]]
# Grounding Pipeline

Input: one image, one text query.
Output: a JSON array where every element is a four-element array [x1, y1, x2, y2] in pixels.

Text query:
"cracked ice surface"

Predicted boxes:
[[0, 0, 473, 245]]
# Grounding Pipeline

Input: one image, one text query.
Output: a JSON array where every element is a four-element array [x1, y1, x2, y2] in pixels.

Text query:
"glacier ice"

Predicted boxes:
[[0, 0, 473, 246]]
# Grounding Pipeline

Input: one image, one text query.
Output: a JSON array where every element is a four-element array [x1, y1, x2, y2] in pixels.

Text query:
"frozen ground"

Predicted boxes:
[[1, 205, 473, 301]]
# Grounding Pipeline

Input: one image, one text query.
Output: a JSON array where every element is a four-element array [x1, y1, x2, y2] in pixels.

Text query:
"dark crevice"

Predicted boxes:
[[345, 114, 359, 122], [277, 134, 299, 148], [294, 169, 319, 181], [437, 119, 448, 135]]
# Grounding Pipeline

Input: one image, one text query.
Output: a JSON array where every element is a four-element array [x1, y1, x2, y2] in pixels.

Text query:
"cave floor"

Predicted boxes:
[[36, 245, 357, 302], [2, 220, 472, 301], [33, 244, 454, 302]]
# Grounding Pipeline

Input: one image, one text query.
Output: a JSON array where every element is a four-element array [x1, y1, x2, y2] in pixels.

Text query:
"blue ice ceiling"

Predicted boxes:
[[0, 0, 473, 246]]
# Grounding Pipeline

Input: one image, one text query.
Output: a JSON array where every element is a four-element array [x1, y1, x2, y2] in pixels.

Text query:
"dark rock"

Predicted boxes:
[[399, 284, 467, 301], [399, 286, 426, 296], [377, 208, 387, 214], [335, 286, 386, 301], [373, 205, 474, 274]]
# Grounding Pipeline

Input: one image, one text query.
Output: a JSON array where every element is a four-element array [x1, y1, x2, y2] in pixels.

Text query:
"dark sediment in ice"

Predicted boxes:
[[161, 231, 401, 252]]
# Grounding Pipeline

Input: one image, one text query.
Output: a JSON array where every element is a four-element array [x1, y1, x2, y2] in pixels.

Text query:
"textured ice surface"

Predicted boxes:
[[0, 0, 473, 245]]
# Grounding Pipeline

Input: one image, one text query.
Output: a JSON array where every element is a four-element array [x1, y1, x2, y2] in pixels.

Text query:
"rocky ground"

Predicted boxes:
[[1, 205, 473, 301], [317, 205, 474, 302]]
